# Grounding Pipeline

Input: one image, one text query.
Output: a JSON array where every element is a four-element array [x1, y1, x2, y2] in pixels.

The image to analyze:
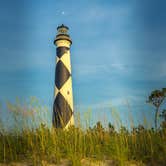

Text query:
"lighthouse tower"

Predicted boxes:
[[52, 24, 74, 129]]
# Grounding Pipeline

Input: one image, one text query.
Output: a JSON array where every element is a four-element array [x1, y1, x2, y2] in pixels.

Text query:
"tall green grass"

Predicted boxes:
[[0, 98, 166, 165]]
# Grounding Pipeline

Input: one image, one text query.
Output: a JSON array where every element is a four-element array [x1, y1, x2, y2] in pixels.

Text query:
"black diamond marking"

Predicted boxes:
[[56, 47, 69, 58], [52, 92, 72, 128], [55, 60, 70, 89]]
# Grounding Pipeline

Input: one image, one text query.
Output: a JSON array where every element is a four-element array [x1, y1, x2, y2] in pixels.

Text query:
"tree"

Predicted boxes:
[[160, 109, 166, 121], [147, 88, 166, 129], [160, 109, 166, 129]]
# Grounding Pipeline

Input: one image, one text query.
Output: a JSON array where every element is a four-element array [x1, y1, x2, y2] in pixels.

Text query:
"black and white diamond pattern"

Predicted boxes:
[[53, 92, 72, 128], [53, 45, 74, 129], [55, 60, 70, 89], [56, 47, 69, 58]]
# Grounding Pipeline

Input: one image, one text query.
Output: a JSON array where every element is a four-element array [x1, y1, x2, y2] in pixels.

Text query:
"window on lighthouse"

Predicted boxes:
[[58, 28, 68, 35]]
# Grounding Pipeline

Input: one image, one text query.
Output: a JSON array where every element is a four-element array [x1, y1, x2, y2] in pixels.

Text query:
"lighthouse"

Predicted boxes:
[[52, 24, 74, 129]]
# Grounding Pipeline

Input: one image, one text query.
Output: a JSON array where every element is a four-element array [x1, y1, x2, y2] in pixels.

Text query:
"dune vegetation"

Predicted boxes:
[[0, 96, 166, 166]]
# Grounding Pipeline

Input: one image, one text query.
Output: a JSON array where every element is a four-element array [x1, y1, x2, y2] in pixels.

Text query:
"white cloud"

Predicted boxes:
[[74, 63, 129, 77], [75, 94, 143, 111], [111, 63, 128, 70]]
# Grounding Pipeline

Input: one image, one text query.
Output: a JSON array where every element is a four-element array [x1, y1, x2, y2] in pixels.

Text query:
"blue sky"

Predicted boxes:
[[0, 0, 166, 127]]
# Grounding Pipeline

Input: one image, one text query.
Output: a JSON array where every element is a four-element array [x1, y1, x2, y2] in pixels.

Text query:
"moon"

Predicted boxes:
[[61, 11, 65, 15]]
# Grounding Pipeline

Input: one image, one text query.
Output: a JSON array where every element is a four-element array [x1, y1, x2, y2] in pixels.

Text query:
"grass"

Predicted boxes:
[[0, 98, 166, 165]]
